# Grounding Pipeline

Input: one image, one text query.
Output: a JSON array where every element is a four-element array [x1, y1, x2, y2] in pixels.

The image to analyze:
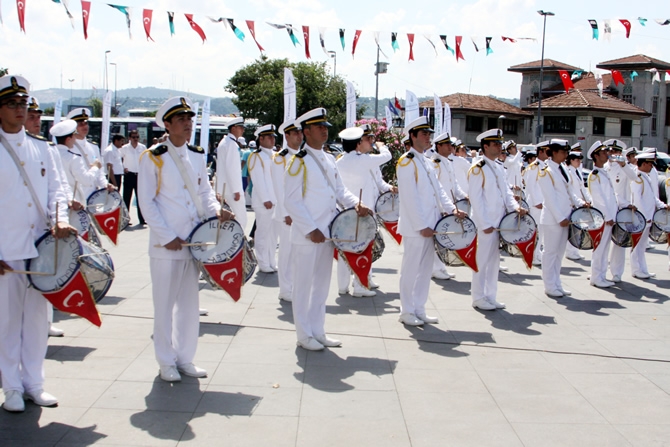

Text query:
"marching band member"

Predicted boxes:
[[335, 125, 391, 297], [272, 119, 302, 302], [630, 152, 668, 279], [248, 124, 279, 273], [397, 117, 464, 325], [0, 76, 73, 412], [451, 139, 472, 196], [537, 140, 585, 298], [138, 97, 233, 382], [565, 149, 591, 261], [284, 108, 372, 350], [468, 129, 526, 311], [522, 142, 548, 265], [67, 108, 112, 194], [503, 140, 523, 192], [216, 118, 247, 231], [587, 142, 618, 288]]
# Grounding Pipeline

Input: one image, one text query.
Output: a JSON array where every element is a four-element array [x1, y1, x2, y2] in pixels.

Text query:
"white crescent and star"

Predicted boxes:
[[144, 17, 151, 25], [63, 290, 84, 308], [220, 268, 238, 284], [104, 217, 117, 231], [83, 10, 89, 19], [355, 255, 369, 268]]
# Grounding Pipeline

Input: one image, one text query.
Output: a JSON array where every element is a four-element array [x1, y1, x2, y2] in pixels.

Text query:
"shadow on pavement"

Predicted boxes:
[[484, 310, 556, 336]]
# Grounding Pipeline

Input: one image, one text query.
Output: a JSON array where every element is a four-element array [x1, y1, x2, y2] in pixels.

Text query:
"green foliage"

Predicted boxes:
[[87, 97, 103, 117], [0, 68, 8, 77], [43, 107, 55, 116], [356, 118, 405, 185], [225, 57, 365, 140]]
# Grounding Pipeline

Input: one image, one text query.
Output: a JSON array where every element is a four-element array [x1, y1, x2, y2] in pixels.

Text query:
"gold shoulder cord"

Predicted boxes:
[[140, 149, 163, 195], [397, 156, 418, 183], [287, 155, 307, 197], [248, 152, 265, 172], [273, 154, 286, 168], [587, 171, 599, 195], [538, 167, 554, 186], [467, 165, 485, 188]]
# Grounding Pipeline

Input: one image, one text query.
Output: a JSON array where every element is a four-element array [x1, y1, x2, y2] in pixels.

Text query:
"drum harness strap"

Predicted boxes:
[[305, 149, 347, 209], [415, 153, 447, 215], [0, 135, 53, 229], [164, 140, 207, 222]]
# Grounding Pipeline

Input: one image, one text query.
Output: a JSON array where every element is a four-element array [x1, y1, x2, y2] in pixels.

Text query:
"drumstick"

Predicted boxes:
[[452, 192, 465, 233], [354, 188, 362, 242], [54, 203, 59, 275], [326, 238, 356, 243], [216, 185, 226, 245], [152, 242, 216, 248]]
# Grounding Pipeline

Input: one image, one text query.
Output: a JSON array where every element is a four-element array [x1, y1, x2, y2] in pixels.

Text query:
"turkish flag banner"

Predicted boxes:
[[302, 25, 311, 59], [246, 20, 265, 52], [91, 207, 121, 245], [16, 0, 26, 32], [587, 227, 605, 251], [185, 14, 206, 43], [515, 231, 536, 270], [352, 29, 362, 58], [454, 235, 479, 272], [455, 36, 465, 61], [202, 248, 244, 302], [382, 221, 402, 244], [340, 241, 374, 289], [142, 9, 154, 41], [620, 19, 632, 38], [612, 69, 625, 86], [42, 270, 101, 327], [81, 1, 91, 39], [407, 33, 415, 61], [558, 70, 575, 94], [631, 231, 644, 250]]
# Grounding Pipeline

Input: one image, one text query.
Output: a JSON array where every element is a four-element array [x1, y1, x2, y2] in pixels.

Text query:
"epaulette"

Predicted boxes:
[[433, 158, 441, 164], [278, 148, 289, 157], [405, 152, 414, 159], [296, 149, 307, 158], [476, 159, 485, 168], [26, 131, 49, 143], [634, 174, 643, 184], [187, 144, 204, 154], [253, 147, 262, 153], [151, 144, 168, 156]]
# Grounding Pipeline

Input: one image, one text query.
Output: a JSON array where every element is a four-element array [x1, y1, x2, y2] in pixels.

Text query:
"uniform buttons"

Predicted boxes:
[[187, 201, 191, 205], [24, 182, 28, 186], [28, 203, 32, 207], [31, 224, 35, 229], [184, 185, 187, 189], [20, 161, 25, 166]]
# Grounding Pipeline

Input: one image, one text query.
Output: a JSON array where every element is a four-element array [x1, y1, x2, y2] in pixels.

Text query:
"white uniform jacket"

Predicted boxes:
[[215, 134, 244, 198], [522, 160, 545, 208], [468, 156, 519, 231], [336, 145, 392, 213], [73, 138, 107, 188], [451, 155, 472, 196], [138, 141, 219, 260], [0, 128, 68, 261], [567, 164, 592, 204], [606, 161, 636, 208], [587, 167, 618, 222], [284, 144, 359, 245], [247, 147, 277, 209], [397, 148, 455, 237], [433, 154, 467, 201], [57, 144, 101, 202], [504, 151, 523, 189], [270, 147, 298, 222], [537, 159, 584, 225], [631, 171, 665, 222]]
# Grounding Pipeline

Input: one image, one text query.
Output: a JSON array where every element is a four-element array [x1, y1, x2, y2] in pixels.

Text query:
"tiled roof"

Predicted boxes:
[[523, 89, 650, 117], [508, 59, 581, 73], [418, 93, 531, 117], [596, 54, 670, 70], [571, 72, 613, 89]]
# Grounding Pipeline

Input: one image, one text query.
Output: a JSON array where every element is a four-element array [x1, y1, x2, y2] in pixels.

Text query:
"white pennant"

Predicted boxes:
[[433, 94, 443, 136], [346, 81, 357, 129], [603, 19, 612, 41], [200, 98, 211, 152], [443, 103, 452, 136], [404, 90, 419, 126], [101, 91, 113, 149]]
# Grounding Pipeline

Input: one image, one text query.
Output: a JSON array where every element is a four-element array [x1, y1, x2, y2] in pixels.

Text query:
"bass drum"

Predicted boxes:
[[499, 211, 537, 258], [433, 214, 477, 267], [611, 208, 646, 248], [650, 208, 670, 243], [568, 206, 605, 250]]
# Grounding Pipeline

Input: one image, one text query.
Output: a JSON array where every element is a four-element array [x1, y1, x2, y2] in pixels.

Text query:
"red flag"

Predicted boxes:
[[341, 242, 374, 289], [501, 36, 517, 43], [612, 69, 625, 86], [91, 207, 121, 245], [184, 14, 206, 43], [454, 235, 479, 272], [394, 96, 404, 111], [246, 20, 264, 52], [631, 231, 643, 250], [202, 249, 245, 302], [407, 33, 415, 61], [455, 36, 465, 61], [619, 19, 631, 38], [42, 270, 101, 327], [16, 0, 26, 32], [81, 0, 91, 39], [352, 29, 362, 58], [302, 25, 311, 59], [382, 221, 402, 244], [587, 227, 605, 251], [558, 70, 574, 94], [142, 9, 155, 42], [515, 230, 537, 270]]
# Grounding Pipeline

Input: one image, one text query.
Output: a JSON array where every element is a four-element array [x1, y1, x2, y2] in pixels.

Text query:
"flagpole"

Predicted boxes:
[[536, 10, 555, 144], [375, 46, 380, 119]]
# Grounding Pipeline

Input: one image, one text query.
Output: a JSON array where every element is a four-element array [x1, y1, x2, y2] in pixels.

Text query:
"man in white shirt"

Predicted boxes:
[[565, 149, 591, 261], [66, 108, 110, 196], [451, 139, 472, 196], [103, 134, 125, 189], [119, 129, 146, 225], [216, 118, 246, 231]]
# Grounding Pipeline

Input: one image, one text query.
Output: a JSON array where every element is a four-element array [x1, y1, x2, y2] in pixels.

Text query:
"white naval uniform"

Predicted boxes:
[[0, 128, 69, 394], [607, 161, 637, 278], [271, 147, 297, 298], [523, 160, 545, 264], [537, 159, 584, 294], [504, 151, 523, 191], [565, 164, 592, 259], [397, 148, 455, 317], [336, 146, 392, 292], [284, 144, 359, 342], [666, 172, 670, 267], [248, 146, 278, 271], [215, 134, 246, 230], [451, 155, 472, 196], [57, 144, 102, 203], [73, 138, 108, 190], [468, 157, 519, 304], [588, 168, 618, 284], [137, 141, 219, 369], [630, 171, 665, 277]]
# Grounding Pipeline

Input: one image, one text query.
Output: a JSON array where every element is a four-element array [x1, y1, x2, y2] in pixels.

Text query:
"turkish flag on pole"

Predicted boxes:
[[612, 69, 625, 86], [202, 249, 245, 302], [341, 242, 374, 289], [184, 14, 206, 43], [455, 36, 465, 61], [81, 1, 91, 39], [91, 207, 121, 245], [352, 29, 362, 58], [407, 33, 415, 61], [302, 25, 311, 59], [382, 221, 402, 244], [42, 270, 102, 327], [142, 9, 155, 42], [454, 236, 479, 272], [246, 20, 264, 52], [620, 19, 632, 38], [558, 70, 575, 94], [515, 231, 537, 270], [16, 0, 26, 32]]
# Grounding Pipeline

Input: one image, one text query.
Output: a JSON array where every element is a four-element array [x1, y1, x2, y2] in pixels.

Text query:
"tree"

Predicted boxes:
[[226, 57, 365, 140], [0, 68, 8, 77], [87, 97, 103, 117]]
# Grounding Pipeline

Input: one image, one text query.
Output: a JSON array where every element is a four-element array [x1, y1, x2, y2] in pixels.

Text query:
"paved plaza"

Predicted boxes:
[[2, 209, 670, 446]]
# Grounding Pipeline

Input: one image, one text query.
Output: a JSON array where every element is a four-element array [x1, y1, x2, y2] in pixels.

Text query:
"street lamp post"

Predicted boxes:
[[374, 47, 389, 120], [104, 50, 111, 91], [536, 10, 554, 143], [68, 78, 75, 106], [110, 62, 117, 113], [328, 51, 337, 76]]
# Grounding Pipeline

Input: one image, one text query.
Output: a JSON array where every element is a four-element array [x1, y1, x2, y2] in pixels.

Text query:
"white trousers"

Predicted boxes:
[[630, 224, 651, 276], [591, 225, 613, 284], [541, 224, 568, 293], [150, 258, 200, 368], [274, 220, 293, 297], [0, 260, 49, 393], [226, 192, 247, 232], [609, 243, 628, 278], [530, 207, 544, 263], [471, 231, 500, 303], [336, 256, 370, 292], [290, 242, 333, 341], [565, 243, 581, 259], [253, 207, 277, 270], [398, 236, 433, 315]]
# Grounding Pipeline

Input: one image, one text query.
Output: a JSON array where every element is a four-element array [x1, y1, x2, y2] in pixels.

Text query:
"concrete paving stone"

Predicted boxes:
[[301, 364, 396, 391], [43, 377, 114, 409], [296, 417, 411, 447], [208, 362, 306, 389], [392, 368, 490, 394], [615, 424, 670, 447], [46, 355, 134, 381], [383, 338, 474, 371], [299, 388, 404, 420], [303, 347, 394, 369], [596, 339, 670, 361], [398, 390, 508, 424], [580, 324, 657, 340], [179, 414, 298, 446], [512, 423, 632, 447], [197, 384, 298, 416], [493, 392, 607, 424], [404, 420, 523, 447], [221, 339, 307, 366], [0, 405, 88, 443], [478, 369, 580, 396], [465, 347, 557, 372], [192, 341, 230, 364], [92, 380, 205, 412], [541, 352, 637, 374]]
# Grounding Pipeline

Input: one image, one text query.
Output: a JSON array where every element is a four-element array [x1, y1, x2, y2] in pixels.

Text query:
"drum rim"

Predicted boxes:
[[86, 188, 123, 206], [26, 232, 83, 292], [187, 216, 245, 263], [614, 208, 646, 233], [652, 208, 670, 231], [374, 191, 399, 223], [498, 211, 537, 245], [569, 206, 605, 230], [329, 208, 378, 249], [433, 214, 477, 250]]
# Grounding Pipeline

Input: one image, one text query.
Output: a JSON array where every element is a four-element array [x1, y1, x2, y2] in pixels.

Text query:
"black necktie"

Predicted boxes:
[[559, 165, 569, 183]]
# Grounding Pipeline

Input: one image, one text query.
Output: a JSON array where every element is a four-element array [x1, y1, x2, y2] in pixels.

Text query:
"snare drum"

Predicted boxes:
[[374, 191, 399, 223], [329, 208, 377, 254], [87, 189, 130, 244], [372, 230, 385, 262], [611, 208, 646, 248], [433, 214, 478, 269], [650, 208, 670, 243], [27, 232, 115, 303], [453, 199, 471, 216], [568, 206, 605, 250], [499, 212, 537, 259], [69, 209, 102, 247]]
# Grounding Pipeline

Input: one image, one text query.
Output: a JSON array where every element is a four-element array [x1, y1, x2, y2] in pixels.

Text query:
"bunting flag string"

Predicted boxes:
[[391, 32, 399, 52], [439, 35, 455, 55], [571, 69, 583, 80], [302, 25, 311, 59], [0, 0, 3, 24], [167, 11, 175, 36], [246, 20, 264, 52], [352, 29, 361, 58], [185, 13, 206, 43], [108, 4, 131, 39], [142, 8, 154, 41], [423, 34, 437, 56], [81, 0, 91, 39], [319, 27, 327, 54], [287, 24, 300, 46], [603, 19, 612, 42], [620, 19, 631, 38], [611, 69, 625, 86], [655, 19, 670, 26], [17, 0, 26, 32], [339, 28, 345, 50], [589, 19, 599, 39], [407, 33, 415, 61], [53, 0, 75, 29], [227, 19, 245, 42], [485, 37, 493, 55], [455, 36, 464, 61], [630, 70, 638, 81]]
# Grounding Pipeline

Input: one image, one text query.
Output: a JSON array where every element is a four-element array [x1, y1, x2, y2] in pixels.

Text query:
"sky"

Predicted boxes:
[[2, 0, 669, 104]]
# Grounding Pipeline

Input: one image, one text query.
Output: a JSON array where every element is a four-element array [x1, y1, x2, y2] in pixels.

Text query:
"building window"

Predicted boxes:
[[622, 94, 633, 104], [465, 116, 483, 132], [593, 117, 606, 135], [544, 116, 576, 134], [621, 119, 632, 137], [651, 96, 658, 136], [501, 119, 518, 135]]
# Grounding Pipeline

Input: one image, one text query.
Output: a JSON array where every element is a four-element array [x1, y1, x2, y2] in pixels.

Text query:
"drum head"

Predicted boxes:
[[570, 207, 605, 231], [614, 208, 646, 234], [454, 199, 471, 216], [499, 212, 537, 246], [375, 192, 399, 223], [653, 208, 670, 233], [433, 215, 477, 251], [27, 233, 82, 293], [329, 208, 377, 254], [188, 217, 245, 264], [87, 189, 130, 231], [78, 242, 115, 303], [69, 209, 91, 234]]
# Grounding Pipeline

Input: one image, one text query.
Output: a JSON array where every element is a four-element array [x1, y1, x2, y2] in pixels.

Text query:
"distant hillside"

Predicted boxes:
[[358, 95, 519, 117]]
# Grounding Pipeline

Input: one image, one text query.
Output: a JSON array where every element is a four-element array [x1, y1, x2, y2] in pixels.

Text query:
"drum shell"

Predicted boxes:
[[568, 207, 605, 251], [434, 241, 465, 266], [611, 208, 646, 248], [650, 223, 668, 244], [372, 231, 385, 263], [86, 189, 131, 234]]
